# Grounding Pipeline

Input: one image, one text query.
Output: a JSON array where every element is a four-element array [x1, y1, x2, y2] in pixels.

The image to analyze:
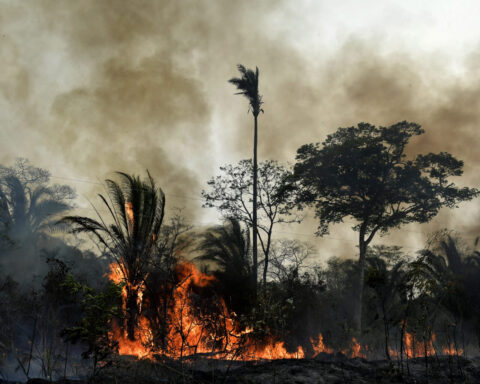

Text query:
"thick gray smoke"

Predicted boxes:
[[0, 1, 479, 259]]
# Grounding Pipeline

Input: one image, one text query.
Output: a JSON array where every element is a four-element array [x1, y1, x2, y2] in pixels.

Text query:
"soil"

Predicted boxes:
[[4, 354, 479, 384]]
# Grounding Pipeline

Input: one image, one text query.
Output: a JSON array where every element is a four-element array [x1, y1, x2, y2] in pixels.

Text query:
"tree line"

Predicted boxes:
[[0, 65, 479, 381]]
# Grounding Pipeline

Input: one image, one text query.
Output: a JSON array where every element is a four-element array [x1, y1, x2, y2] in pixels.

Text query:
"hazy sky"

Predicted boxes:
[[1, 0, 480, 260]]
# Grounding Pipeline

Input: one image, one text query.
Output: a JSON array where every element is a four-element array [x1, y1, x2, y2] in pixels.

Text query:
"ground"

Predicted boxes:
[[8, 354, 479, 384]]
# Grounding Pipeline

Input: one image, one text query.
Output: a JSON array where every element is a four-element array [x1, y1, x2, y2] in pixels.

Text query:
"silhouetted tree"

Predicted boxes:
[[0, 160, 75, 278], [196, 218, 254, 316], [421, 235, 480, 352], [142, 211, 190, 351], [287, 121, 479, 334], [365, 246, 406, 360], [229, 65, 263, 296], [61, 172, 165, 341], [0, 159, 75, 244], [202, 160, 299, 287], [61, 275, 123, 377]]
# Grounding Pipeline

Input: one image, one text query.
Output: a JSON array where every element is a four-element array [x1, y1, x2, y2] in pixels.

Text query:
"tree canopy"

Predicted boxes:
[[288, 121, 479, 333], [202, 159, 300, 285], [62, 171, 166, 340], [291, 121, 478, 237]]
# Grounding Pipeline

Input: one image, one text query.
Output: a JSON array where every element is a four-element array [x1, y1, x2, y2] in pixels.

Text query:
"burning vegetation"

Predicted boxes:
[[107, 259, 366, 361], [1, 114, 480, 383], [106, 257, 465, 363]]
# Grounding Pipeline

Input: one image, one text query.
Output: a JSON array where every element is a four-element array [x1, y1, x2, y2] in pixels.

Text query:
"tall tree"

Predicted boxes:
[[288, 121, 478, 334], [62, 172, 165, 341], [202, 160, 299, 287], [229, 65, 263, 295]]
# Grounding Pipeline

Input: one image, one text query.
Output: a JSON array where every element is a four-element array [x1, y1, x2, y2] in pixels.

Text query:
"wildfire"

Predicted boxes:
[[106, 261, 457, 362], [107, 261, 347, 360], [388, 331, 463, 358]]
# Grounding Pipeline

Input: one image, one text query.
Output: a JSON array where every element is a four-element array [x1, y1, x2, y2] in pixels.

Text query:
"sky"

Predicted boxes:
[[1, 0, 480, 260]]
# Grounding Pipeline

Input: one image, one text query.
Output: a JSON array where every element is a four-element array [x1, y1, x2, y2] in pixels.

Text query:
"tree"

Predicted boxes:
[[288, 121, 479, 334], [365, 246, 407, 360], [229, 65, 263, 295], [61, 274, 123, 377], [62, 172, 165, 341], [0, 159, 75, 243], [195, 218, 254, 316], [202, 160, 299, 287], [142, 211, 191, 351], [420, 234, 480, 352], [0, 159, 76, 278]]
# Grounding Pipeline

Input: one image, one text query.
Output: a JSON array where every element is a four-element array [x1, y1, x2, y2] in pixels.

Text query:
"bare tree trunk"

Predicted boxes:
[[252, 114, 258, 297], [353, 230, 367, 335], [27, 315, 38, 379], [382, 301, 391, 361], [262, 228, 272, 290]]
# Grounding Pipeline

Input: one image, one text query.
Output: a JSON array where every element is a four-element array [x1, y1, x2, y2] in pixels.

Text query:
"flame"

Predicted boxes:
[[442, 343, 463, 355], [112, 317, 153, 359], [108, 261, 319, 360], [348, 337, 366, 358], [310, 333, 333, 355], [388, 330, 463, 358], [107, 262, 460, 361], [125, 202, 134, 231]]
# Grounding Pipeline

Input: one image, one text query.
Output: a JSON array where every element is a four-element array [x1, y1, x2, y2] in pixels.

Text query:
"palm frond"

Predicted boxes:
[[228, 64, 263, 116]]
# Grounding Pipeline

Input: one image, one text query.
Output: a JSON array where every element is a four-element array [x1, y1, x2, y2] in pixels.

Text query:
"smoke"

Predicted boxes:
[[0, 1, 480, 259]]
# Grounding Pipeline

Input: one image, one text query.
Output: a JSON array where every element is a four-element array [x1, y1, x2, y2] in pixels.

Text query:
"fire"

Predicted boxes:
[[348, 338, 366, 358], [108, 261, 337, 360], [404, 332, 435, 358], [107, 261, 458, 362], [125, 202, 134, 232], [310, 333, 332, 356], [388, 331, 463, 358], [111, 317, 153, 359], [443, 343, 463, 355]]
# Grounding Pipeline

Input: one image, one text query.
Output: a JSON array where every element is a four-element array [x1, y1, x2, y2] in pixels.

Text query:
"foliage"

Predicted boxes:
[[228, 64, 263, 297], [202, 160, 300, 285], [142, 212, 190, 351], [195, 218, 254, 316], [228, 65, 263, 117], [290, 121, 478, 237], [288, 121, 479, 332], [0, 159, 75, 244], [61, 171, 166, 340], [260, 265, 325, 353], [365, 246, 407, 359], [61, 275, 123, 373]]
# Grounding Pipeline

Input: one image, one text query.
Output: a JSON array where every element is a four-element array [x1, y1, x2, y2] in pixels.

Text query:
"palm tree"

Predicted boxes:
[[62, 172, 165, 340], [196, 218, 254, 316], [0, 174, 73, 246], [229, 64, 263, 295]]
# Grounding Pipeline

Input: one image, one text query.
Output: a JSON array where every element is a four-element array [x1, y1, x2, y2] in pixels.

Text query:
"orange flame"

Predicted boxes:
[[125, 202, 134, 232], [107, 262, 459, 361], [388, 330, 463, 358], [310, 333, 333, 355]]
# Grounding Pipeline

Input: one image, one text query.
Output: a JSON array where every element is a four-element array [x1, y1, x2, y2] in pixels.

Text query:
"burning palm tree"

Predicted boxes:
[[62, 172, 165, 340], [229, 64, 263, 295]]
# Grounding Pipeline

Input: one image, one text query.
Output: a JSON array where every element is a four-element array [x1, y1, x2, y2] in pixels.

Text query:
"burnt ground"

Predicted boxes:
[[3, 354, 480, 384]]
